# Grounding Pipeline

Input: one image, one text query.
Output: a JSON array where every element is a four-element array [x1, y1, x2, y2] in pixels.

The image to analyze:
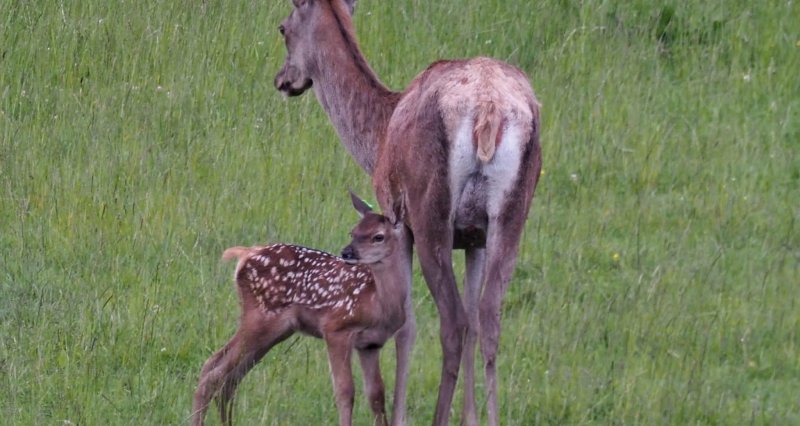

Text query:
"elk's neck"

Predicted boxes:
[[310, 13, 400, 175]]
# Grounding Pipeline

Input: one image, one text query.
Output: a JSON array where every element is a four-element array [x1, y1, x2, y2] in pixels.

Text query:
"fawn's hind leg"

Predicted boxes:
[[192, 332, 244, 426], [192, 312, 293, 426]]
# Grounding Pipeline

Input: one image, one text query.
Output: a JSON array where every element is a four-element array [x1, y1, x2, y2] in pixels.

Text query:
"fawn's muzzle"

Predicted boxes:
[[341, 245, 358, 263]]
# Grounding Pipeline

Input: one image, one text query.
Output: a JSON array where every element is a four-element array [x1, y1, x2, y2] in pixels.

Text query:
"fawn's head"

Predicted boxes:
[[274, 0, 357, 97], [341, 191, 404, 265]]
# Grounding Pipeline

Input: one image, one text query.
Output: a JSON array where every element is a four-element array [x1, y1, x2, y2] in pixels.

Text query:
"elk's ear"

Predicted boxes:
[[341, 0, 357, 15], [349, 190, 373, 217], [389, 194, 406, 228]]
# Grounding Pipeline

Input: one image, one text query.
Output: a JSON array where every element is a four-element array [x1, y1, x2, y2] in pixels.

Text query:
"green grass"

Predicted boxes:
[[1, 0, 798, 424]]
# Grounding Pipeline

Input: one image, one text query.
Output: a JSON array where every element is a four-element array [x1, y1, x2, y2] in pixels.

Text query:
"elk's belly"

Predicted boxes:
[[453, 174, 488, 249]]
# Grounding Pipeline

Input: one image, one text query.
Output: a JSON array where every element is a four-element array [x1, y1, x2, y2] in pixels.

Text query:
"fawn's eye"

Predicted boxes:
[[372, 234, 385, 243], [278, 25, 286, 35]]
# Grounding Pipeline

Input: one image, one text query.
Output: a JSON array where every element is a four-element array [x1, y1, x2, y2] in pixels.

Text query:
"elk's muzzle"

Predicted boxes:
[[274, 65, 312, 97]]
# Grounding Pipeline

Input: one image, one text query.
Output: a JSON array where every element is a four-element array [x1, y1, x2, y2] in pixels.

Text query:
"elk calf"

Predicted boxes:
[[191, 193, 409, 426]]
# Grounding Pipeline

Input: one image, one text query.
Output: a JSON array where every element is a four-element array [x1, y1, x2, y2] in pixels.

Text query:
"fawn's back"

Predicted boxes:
[[232, 244, 378, 335]]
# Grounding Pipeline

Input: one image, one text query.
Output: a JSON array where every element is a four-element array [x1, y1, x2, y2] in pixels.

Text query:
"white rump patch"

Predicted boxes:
[[448, 115, 479, 211], [483, 124, 525, 216]]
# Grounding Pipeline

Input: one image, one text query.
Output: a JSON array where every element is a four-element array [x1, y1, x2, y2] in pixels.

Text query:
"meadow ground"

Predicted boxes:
[[1, 0, 798, 424]]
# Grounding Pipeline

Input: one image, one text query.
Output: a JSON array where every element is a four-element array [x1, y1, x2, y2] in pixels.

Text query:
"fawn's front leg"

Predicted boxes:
[[325, 332, 355, 426], [358, 347, 388, 426]]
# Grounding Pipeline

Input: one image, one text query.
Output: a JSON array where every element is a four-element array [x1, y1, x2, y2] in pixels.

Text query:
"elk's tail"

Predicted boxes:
[[473, 101, 504, 163]]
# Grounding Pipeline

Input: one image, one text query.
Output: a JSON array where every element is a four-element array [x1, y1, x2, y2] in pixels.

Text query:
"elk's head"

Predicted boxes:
[[274, 0, 357, 97], [341, 191, 405, 265]]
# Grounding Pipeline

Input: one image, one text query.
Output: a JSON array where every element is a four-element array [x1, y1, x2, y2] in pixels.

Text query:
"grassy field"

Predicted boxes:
[[1, 0, 798, 424]]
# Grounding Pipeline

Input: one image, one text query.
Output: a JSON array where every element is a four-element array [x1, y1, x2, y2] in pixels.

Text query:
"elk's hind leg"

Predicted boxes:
[[478, 223, 521, 426], [479, 141, 541, 426], [414, 230, 466, 426], [461, 247, 485, 426]]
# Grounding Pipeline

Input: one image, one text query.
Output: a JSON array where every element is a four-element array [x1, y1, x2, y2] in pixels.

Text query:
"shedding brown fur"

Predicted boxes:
[[274, 2, 541, 425]]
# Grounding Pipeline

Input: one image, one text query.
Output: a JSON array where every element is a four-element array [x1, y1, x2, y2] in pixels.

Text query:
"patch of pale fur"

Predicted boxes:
[[484, 124, 528, 217], [448, 115, 479, 218]]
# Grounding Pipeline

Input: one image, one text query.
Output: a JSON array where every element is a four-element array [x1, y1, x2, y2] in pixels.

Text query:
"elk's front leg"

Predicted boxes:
[[325, 332, 356, 426], [391, 300, 415, 426], [391, 226, 415, 426]]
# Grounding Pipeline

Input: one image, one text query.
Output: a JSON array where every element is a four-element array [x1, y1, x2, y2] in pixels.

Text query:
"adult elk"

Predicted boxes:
[[274, 1, 542, 425]]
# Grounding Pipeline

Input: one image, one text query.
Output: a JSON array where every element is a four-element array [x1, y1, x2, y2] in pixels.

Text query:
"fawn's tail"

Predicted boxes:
[[221, 246, 252, 262], [222, 246, 256, 278]]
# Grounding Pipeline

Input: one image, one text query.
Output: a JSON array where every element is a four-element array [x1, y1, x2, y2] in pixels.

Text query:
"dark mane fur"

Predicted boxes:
[[326, 0, 394, 94]]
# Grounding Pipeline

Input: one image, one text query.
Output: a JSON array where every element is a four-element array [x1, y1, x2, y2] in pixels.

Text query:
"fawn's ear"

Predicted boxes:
[[389, 194, 406, 228], [349, 190, 373, 217]]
